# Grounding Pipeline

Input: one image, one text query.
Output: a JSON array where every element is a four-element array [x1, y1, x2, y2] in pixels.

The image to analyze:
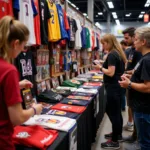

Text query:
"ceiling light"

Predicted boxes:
[[95, 22, 101, 28], [96, 15, 98, 17], [115, 19, 120, 25], [139, 14, 143, 18], [76, 7, 79, 10], [107, 2, 114, 9], [141, 11, 145, 14], [112, 12, 118, 19], [67, 0, 71, 4], [71, 3, 76, 8], [83, 13, 87, 16], [126, 14, 130, 17], [98, 12, 103, 15]]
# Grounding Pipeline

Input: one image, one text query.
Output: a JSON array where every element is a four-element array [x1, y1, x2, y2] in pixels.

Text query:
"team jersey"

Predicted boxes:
[[13, 125, 58, 149], [45, 109, 78, 119], [33, 0, 41, 45], [0, 0, 13, 18], [24, 115, 76, 132], [92, 31, 95, 50], [47, 1, 61, 42], [81, 27, 87, 49], [56, 4, 68, 39], [14, 0, 37, 45], [51, 103, 86, 114], [85, 27, 91, 49], [75, 19, 82, 50], [38, 0, 51, 45], [61, 98, 90, 106]]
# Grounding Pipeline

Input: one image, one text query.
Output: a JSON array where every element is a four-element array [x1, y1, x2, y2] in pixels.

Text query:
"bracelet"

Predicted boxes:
[[31, 107, 36, 115], [127, 81, 132, 89], [100, 67, 103, 72]]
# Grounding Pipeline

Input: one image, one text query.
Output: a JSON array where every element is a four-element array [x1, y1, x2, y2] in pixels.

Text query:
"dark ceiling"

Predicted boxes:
[[69, 0, 150, 23]]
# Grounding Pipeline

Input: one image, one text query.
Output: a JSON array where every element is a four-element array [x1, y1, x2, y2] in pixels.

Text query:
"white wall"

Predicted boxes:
[[99, 22, 150, 41]]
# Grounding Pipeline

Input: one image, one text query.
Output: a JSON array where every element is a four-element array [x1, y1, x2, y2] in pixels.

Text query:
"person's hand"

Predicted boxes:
[[122, 73, 132, 79], [92, 63, 102, 70], [32, 103, 43, 115], [118, 75, 130, 88], [19, 79, 33, 89]]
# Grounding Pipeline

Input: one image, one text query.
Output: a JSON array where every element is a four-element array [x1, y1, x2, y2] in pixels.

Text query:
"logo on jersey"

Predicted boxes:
[[20, 59, 32, 76], [16, 132, 30, 138]]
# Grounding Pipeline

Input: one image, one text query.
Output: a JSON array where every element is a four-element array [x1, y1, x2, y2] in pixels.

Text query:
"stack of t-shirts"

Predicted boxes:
[[51, 103, 86, 114], [77, 74, 92, 79], [56, 86, 77, 92], [37, 90, 63, 103], [73, 77, 89, 82], [72, 92, 95, 97], [67, 95, 92, 101], [52, 89, 72, 97], [62, 79, 82, 88], [75, 88, 98, 94], [80, 85, 100, 89], [45, 109, 78, 119], [83, 82, 102, 86], [24, 115, 76, 132], [61, 98, 90, 106], [38, 102, 54, 114], [92, 75, 103, 80], [13, 125, 58, 150]]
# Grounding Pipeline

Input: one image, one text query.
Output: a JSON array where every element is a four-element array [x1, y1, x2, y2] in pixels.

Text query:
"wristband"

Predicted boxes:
[[31, 107, 36, 115], [127, 81, 132, 89]]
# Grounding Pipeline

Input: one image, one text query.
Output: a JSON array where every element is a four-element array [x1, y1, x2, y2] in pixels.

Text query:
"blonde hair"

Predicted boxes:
[[0, 16, 29, 61], [101, 34, 127, 63], [135, 27, 150, 48]]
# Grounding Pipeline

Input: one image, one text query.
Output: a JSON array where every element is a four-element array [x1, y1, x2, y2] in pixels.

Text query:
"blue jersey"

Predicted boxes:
[[56, 4, 68, 40], [81, 27, 87, 48]]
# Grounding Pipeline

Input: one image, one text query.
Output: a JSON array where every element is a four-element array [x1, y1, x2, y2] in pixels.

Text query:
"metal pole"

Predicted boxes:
[[88, 0, 94, 22]]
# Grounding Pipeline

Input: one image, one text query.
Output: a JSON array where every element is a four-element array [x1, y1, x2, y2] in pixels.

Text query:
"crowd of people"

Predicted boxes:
[[93, 26, 150, 150]]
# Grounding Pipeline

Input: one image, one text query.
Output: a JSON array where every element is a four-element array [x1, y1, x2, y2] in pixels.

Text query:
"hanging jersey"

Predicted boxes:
[[81, 27, 87, 49], [47, 1, 61, 42], [86, 28, 91, 49], [38, 0, 51, 45], [88, 28, 93, 51], [13, 125, 58, 149], [56, 4, 68, 39], [17, 0, 37, 45], [94, 32, 97, 49], [0, 0, 13, 18], [92, 31, 95, 50], [33, 0, 41, 45], [75, 19, 82, 50]]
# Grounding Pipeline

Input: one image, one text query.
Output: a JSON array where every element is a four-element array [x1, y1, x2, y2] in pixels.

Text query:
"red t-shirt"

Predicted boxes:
[[0, 0, 13, 18], [34, 0, 41, 45], [13, 125, 58, 150], [0, 58, 22, 150]]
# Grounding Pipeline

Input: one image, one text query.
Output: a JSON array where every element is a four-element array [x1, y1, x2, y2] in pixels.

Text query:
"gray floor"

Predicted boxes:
[[92, 109, 140, 150]]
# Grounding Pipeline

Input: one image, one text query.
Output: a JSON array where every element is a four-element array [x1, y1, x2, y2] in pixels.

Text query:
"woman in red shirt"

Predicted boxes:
[[0, 16, 42, 149]]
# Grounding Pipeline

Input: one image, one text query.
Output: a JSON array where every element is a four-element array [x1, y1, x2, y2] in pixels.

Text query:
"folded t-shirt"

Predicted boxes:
[[13, 125, 58, 150], [51, 103, 86, 114], [83, 82, 102, 86], [61, 98, 90, 106], [24, 115, 76, 132], [46, 109, 78, 119], [67, 95, 92, 101], [72, 92, 95, 97], [75, 88, 98, 94]]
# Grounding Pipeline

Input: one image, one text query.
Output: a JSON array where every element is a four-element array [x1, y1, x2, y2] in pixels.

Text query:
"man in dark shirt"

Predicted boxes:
[[119, 27, 150, 150], [122, 27, 142, 143]]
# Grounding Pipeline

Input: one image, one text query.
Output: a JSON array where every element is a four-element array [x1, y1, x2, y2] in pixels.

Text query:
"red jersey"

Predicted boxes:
[[0, 0, 13, 18], [34, 0, 41, 45], [0, 58, 22, 150], [13, 125, 58, 150]]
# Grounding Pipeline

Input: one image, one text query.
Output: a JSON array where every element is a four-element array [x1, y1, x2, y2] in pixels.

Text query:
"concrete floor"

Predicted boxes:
[[92, 109, 140, 150]]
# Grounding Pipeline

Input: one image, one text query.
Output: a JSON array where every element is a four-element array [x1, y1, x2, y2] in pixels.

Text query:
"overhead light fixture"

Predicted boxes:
[[71, 3, 76, 8], [139, 14, 143, 18], [83, 13, 87, 16], [115, 19, 120, 25], [96, 15, 98, 17], [76, 7, 79, 10], [125, 13, 131, 17], [95, 22, 101, 29], [141, 11, 145, 14], [144, 0, 150, 7], [67, 0, 71, 4], [112, 12, 118, 19], [98, 12, 103, 15], [107, 1, 114, 9]]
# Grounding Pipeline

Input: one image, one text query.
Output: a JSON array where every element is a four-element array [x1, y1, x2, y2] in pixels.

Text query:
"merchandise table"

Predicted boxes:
[[15, 85, 106, 150]]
